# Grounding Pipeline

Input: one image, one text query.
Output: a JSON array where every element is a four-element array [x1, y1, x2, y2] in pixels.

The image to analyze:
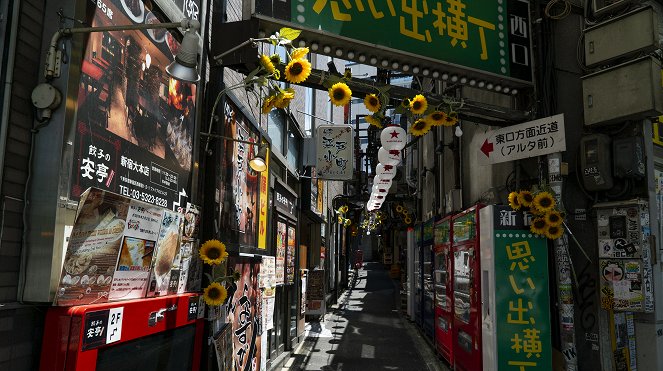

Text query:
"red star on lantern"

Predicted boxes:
[[384, 165, 393, 171], [390, 130, 399, 138]]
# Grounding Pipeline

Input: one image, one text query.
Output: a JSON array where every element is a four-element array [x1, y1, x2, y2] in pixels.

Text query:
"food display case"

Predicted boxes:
[[40, 293, 204, 371], [422, 218, 436, 340], [434, 216, 454, 364], [452, 205, 484, 371]]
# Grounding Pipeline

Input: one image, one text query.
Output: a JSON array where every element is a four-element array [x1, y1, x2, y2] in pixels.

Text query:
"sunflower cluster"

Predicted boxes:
[[336, 205, 352, 227], [508, 190, 564, 240], [261, 46, 312, 113], [360, 210, 384, 232], [395, 204, 412, 225], [199, 239, 240, 307]]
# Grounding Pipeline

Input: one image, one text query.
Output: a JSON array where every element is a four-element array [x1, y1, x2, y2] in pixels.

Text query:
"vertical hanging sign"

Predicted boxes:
[[493, 209, 552, 370], [316, 125, 354, 180], [258, 150, 270, 249]]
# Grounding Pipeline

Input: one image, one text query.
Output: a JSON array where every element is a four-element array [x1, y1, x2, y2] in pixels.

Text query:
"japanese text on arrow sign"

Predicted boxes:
[[478, 114, 565, 165]]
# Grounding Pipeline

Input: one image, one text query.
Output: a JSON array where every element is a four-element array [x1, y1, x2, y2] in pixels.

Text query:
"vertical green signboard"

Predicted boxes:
[[494, 225, 552, 370], [291, 0, 532, 82]]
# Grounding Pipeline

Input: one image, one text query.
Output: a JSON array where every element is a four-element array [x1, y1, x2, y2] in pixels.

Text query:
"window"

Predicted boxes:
[[268, 110, 286, 155], [287, 130, 301, 171]]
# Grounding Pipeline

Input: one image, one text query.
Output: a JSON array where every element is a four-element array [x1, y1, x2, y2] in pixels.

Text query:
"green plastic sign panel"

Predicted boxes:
[[290, 0, 532, 82], [494, 229, 552, 370]]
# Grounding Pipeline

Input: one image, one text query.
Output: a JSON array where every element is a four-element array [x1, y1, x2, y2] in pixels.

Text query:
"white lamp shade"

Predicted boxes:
[[378, 147, 401, 166], [380, 126, 407, 150], [375, 163, 397, 179]]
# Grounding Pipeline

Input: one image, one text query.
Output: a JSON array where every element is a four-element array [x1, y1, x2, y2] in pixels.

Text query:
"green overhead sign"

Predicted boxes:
[[289, 0, 532, 82]]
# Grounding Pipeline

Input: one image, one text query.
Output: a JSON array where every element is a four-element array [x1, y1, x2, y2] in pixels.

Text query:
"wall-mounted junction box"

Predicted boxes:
[[585, 6, 661, 67], [582, 56, 663, 126]]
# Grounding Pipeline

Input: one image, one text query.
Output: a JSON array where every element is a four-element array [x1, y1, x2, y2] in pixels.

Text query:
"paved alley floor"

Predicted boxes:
[[282, 262, 450, 371]]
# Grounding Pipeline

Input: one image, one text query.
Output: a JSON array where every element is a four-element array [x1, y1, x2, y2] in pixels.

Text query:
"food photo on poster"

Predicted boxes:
[[71, 0, 197, 211], [217, 99, 261, 253]]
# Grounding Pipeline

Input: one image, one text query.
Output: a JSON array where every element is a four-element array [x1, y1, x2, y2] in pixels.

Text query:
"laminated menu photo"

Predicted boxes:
[[146, 210, 184, 297], [56, 188, 130, 306]]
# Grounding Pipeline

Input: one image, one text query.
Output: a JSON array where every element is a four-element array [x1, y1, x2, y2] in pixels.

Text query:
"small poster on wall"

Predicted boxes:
[[286, 226, 296, 285], [275, 221, 286, 285], [146, 210, 184, 297], [213, 323, 233, 371]]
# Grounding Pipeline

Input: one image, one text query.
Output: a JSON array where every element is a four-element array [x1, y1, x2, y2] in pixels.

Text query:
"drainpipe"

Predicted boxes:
[[0, 0, 20, 199]]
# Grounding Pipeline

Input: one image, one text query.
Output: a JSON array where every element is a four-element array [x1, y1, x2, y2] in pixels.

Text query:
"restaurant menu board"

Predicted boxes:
[[306, 269, 325, 315], [146, 210, 184, 296], [57, 188, 129, 306], [108, 201, 163, 301], [286, 226, 296, 285], [71, 0, 196, 211], [260, 256, 276, 297], [275, 221, 286, 285]]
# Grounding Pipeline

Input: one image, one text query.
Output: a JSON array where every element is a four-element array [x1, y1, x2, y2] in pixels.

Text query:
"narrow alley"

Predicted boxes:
[[282, 263, 448, 371]]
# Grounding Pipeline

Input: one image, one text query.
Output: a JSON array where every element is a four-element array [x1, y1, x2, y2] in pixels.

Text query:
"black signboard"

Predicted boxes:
[[72, 0, 197, 212], [187, 295, 200, 321], [82, 309, 110, 350], [274, 182, 297, 220], [507, 0, 533, 83]]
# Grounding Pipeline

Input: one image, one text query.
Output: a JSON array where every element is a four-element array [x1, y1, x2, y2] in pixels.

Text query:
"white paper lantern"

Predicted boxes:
[[378, 147, 401, 166], [373, 176, 392, 189], [375, 163, 397, 180], [380, 126, 407, 150], [373, 184, 389, 193]]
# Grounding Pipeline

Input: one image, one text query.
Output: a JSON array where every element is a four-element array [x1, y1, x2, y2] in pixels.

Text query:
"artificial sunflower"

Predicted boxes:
[[410, 94, 428, 115], [261, 95, 277, 114], [530, 218, 547, 235], [343, 68, 352, 79], [442, 112, 459, 127], [291, 47, 309, 60], [533, 191, 556, 213], [409, 118, 431, 136], [269, 54, 282, 65], [203, 282, 228, 306], [396, 205, 404, 213], [232, 271, 241, 281], [274, 88, 295, 109], [259, 54, 276, 74], [545, 210, 564, 227], [284, 58, 311, 84], [508, 191, 521, 210], [364, 94, 381, 113], [344, 219, 352, 227], [365, 115, 383, 129], [337, 215, 344, 224], [426, 111, 447, 126], [517, 190, 534, 208], [329, 82, 352, 106], [404, 217, 412, 224], [544, 224, 564, 240], [339, 205, 349, 213], [199, 239, 228, 265]]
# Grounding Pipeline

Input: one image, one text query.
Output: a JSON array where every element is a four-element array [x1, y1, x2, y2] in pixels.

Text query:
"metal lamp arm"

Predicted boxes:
[[44, 18, 200, 79], [199, 132, 259, 146]]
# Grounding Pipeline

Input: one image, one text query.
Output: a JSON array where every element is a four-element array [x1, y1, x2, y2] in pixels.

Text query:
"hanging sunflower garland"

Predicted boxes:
[[199, 239, 239, 307], [506, 187, 565, 240], [392, 204, 412, 225], [336, 205, 352, 228]]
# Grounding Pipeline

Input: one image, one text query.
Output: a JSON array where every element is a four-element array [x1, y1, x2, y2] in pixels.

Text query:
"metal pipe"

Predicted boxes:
[[200, 131, 260, 145], [0, 0, 20, 202]]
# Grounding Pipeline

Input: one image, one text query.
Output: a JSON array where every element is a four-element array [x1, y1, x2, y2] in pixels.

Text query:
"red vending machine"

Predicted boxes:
[[434, 216, 453, 364], [40, 293, 204, 371], [452, 205, 483, 371]]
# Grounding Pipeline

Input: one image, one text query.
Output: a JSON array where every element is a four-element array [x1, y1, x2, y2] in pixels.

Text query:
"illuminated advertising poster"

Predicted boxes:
[[258, 151, 270, 249], [56, 188, 130, 306], [494, 225, 551, 370], [275, 221, 286, 285], [72, 0, 197, 211], [218, 99, 261, 251], [227, 258, 262, 371], [146, 210, 184, 296], [286, 226, 296, 285]]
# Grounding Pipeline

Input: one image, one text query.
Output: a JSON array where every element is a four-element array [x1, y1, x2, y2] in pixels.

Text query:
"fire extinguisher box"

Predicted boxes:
[[39, 293, 204, 371]]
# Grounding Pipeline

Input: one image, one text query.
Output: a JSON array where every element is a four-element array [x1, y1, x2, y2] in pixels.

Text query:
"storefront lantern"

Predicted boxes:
[[373, 176, 392, 189], [375, 163, 397, 180], [380, 126, 406, 150], [378, 147, 402, 166]]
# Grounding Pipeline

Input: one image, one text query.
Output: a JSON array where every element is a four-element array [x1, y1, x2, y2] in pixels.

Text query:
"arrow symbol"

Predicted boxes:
[[481, 139, 494, 158]]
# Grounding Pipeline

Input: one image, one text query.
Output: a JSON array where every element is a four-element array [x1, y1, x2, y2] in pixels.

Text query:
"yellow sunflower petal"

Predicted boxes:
[[203, 282, 228, 306], [441, 112, 458, 127], [274, 88, 295, 109], [365, 115, 383, 129], [518, 190, 534, 208], [410, 94, 428, 115], [261, 95, 276, 114], [426, 111, 447, 126], [329, 82, 352, 106], [291, 47, 309, 60], [364, 94, 381, 113], [545, 210, 564, 227], [409, 118, 431, 136], [284, 58, 311, 84], [544, 224, 564, 239], [199, 239, 228, 265], [259, 54, 276, 74]]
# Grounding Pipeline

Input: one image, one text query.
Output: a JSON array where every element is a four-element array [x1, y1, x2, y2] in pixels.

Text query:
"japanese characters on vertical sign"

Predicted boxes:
[[73, 0, 197, 211], [286, 226, 297, 285], [227, 258, 261, 371], [275, 221, 286, 286], [315, 125, 354, 180], [478, 114, 566, 165], [258, 150, 270, 250], [285, 0, 532, 82], [493, 206, 552, 370], [219, 99, 261, 251]]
